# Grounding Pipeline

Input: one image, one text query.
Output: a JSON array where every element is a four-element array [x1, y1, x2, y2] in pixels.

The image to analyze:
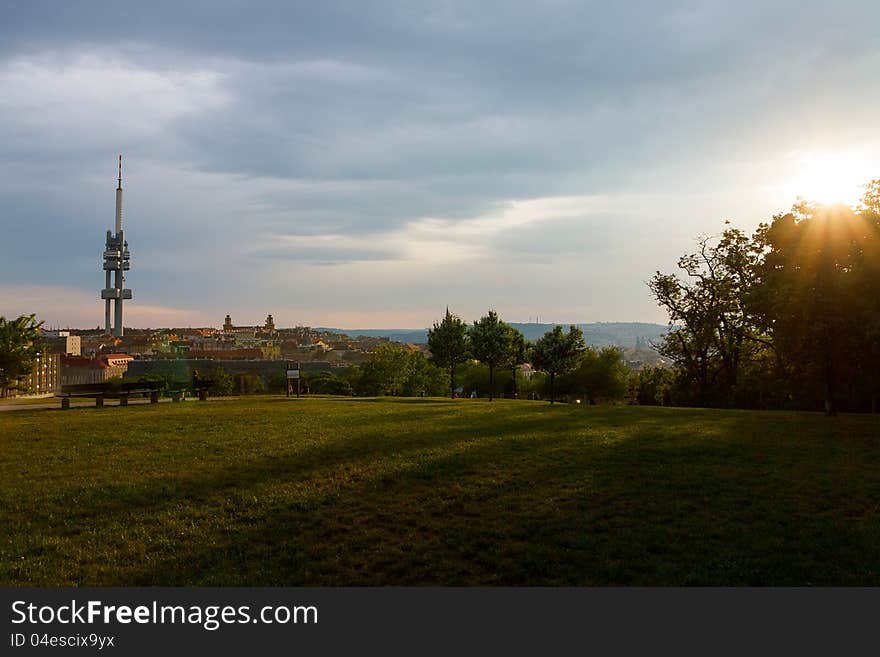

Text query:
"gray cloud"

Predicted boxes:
[[2, 1, 880, 327]]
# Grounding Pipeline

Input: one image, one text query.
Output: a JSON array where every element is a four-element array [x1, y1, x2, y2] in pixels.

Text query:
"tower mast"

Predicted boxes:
[[101, 155, 132, 337]]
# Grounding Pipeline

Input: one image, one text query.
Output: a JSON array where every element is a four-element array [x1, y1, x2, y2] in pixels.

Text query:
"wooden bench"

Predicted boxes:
[[57, 381, 161, 409]]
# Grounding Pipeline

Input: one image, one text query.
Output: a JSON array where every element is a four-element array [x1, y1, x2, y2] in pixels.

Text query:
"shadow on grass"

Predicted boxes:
[[5, 403, 880, 585], [116, 415, 880, 586]]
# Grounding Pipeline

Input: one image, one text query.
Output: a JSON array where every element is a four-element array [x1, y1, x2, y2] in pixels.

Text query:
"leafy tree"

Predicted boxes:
[[646, 181, 880, 414], [427, 308, 470, 398], [357, 344, 411, 396], [559, 346, 629, 404], [268, 372, 289, 394], [648, 225, 766, 407], [856, 179, 880, 413], [530, 325, 586, 404], [0, 314, 44, 397], [861, 178, 880, 215], [400, 352, 449, 397], [753, 201, 874, 414], [468, 310, 511, 401], [458, 360, 491, 398], [136, 373, 186, 396], [208, 366, 235, 396], [306, 370, 353, 395], [518, 370, 547, 399], [505, 326, 528, 399], [628, 366, 675, 406], [104, 376, 124, 392], [340, 366, 363, 395], [351, 346, 448, 397]]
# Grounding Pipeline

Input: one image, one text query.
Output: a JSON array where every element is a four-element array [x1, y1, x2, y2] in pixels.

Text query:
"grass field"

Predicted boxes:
[[2, 397, 879, 586]]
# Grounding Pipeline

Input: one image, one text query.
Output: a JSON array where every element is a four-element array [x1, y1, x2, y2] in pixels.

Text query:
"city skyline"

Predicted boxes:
[[2, 2, 880, 329]]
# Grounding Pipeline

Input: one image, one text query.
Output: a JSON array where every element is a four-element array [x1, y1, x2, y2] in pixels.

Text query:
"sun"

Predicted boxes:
[[783, 151, 878, 207]]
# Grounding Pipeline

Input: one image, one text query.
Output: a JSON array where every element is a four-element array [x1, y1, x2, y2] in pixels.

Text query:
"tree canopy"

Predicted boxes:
[[0, 314, 44, 397], [648, 224, 766, 407], [754, 201, 879, 414], [649, 179, 880, 414], [354, 344, 447, 397], [530, 325, 586, 404], [427, 308, 470, 398], [558, 345, 629, 404], [468, 310, 511, 401], [504, 325, 528, 399]]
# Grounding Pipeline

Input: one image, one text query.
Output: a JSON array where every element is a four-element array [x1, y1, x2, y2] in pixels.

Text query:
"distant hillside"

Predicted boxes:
[[511, 322, 667, 348], [318, 322, 667, 348], [315, 328, 430, 344]]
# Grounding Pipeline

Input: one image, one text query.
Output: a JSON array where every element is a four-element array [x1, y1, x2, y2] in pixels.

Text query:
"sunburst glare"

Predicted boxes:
[[781, 151, 880, 207]]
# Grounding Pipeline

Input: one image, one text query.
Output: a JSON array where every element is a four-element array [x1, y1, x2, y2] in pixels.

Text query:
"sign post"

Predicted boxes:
[[286, 361, 301, 398]]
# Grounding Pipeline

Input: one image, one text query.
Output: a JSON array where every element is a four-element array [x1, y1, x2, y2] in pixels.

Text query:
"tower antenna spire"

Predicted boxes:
[[103, 155, 132, 337]]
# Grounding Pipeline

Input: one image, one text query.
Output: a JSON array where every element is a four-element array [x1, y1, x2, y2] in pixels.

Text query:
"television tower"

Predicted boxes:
[[101, 155, 132, 337]]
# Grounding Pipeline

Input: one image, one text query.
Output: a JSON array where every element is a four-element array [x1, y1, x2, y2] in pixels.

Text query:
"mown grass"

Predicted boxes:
[[1, 397, 879, 585]]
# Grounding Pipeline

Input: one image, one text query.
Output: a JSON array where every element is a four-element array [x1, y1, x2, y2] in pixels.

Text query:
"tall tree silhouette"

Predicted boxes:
[[469, 310, 510, 401], [530, 325, 585, 404], [427, 308, 470, 399]]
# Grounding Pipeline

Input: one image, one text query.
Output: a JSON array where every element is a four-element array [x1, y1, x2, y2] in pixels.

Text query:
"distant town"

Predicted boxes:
[[2, 157, 666, 399], [12, 315, 666, 398]]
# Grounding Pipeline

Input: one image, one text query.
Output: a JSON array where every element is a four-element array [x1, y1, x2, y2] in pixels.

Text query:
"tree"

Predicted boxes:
[[468, 310, 511, 401], [357, 344, 411, 396], [427, 308, 470, 398], [268, 372, 289, 394], [529, 325, 586, 404], [0, 314, 44, 397], [306, 370, 353, 395], [505, 326, 528, 399], [560, 346, 629, 404], [648, 225, 765, 407], [400, 352, 449, 397], [208, 366, 235, 396], [753, 201, 874, 414], [350, 347, 448, 397], [458, 360, 491, 398], [857, 179, 880, 413], [629, 366, 675, 406], [646, 181, 880, 414]]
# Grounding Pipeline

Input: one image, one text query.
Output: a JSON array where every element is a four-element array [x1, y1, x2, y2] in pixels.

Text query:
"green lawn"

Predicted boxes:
[[1, 397, 879, 585], [0, 396, 57, 406]]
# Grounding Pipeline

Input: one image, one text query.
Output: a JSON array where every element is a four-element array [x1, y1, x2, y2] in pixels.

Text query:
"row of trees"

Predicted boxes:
[[650, 180, 880, 414], [427, 308, 628, 404], [228, 309, 630, 404]]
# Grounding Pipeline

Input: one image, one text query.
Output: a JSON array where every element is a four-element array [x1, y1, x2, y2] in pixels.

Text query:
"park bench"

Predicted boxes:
[[166, 382, 212, 401], [56, 381, 161, 409]]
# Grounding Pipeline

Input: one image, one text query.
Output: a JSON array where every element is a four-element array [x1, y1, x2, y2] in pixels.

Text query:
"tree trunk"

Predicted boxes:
[[512, 367, 518, 399], [549, 373, 555, 405], [823, 354, 837, 416], [450, 365, 456, 399], [489, 365, 494, 401]]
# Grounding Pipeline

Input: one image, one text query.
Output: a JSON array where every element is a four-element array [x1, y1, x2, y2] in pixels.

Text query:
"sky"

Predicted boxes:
[[1, 1, 879, 329]]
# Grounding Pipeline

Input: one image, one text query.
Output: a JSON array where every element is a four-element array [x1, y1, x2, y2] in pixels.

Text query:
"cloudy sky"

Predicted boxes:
[[2, 1, 879, 329]]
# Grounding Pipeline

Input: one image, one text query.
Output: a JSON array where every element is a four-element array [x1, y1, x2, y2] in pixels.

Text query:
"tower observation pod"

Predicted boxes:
[[101, 155, 132, 337]]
